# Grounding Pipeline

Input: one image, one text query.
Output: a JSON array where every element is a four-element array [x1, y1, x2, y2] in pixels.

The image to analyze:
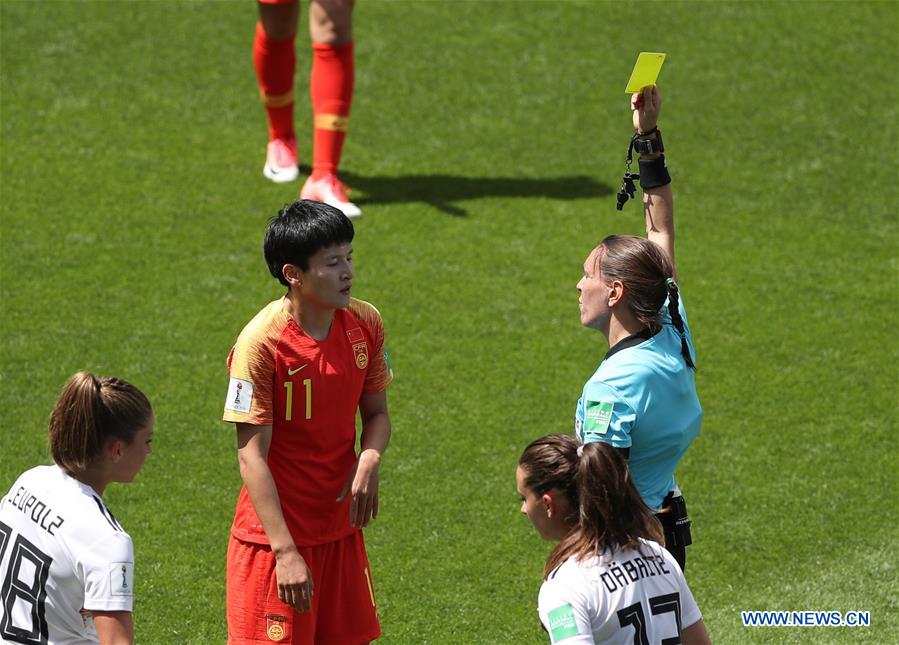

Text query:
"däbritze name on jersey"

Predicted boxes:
[[600, 551, 673, 593]]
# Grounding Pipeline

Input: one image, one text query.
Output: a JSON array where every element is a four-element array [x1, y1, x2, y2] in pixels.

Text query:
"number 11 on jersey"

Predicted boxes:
[[283, 379, 312, 421]]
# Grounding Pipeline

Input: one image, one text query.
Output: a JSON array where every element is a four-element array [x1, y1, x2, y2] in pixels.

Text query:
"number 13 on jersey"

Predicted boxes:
[[283, 379, 312, 421]]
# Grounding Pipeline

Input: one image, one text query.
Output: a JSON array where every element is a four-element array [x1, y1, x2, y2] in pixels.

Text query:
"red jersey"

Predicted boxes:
[[223, 297, 392, 546]]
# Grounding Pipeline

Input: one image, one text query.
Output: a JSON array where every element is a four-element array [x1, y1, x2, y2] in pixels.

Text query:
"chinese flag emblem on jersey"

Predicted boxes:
[[266, 614, 287, 642]]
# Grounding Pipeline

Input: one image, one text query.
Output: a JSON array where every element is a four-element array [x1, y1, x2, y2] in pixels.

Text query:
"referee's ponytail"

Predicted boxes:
[[666, 278, 696, 370], [50, 372, 153, 475]]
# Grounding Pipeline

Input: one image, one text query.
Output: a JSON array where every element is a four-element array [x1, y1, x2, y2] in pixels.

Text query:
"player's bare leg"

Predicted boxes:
[[308, 0, 353, 43]]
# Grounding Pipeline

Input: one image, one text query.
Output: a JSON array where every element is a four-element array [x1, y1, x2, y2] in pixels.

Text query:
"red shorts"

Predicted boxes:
[[226, 531, 380, 644], [258, 0, 297, 5]]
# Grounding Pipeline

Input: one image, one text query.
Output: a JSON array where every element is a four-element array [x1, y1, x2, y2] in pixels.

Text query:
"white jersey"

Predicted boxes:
[[0, 466, 134, 645], [538, 539, 701, 644]]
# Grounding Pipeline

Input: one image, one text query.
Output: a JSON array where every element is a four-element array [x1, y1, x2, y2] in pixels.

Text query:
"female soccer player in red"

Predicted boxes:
[[223, 200, 391, 643]]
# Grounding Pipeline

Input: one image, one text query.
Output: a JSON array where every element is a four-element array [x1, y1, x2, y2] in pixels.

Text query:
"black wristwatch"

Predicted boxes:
[[633, 129, 664, 155]]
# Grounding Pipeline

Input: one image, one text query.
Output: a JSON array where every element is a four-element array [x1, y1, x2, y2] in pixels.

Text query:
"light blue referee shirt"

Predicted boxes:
[[575, 295, 701, 510]]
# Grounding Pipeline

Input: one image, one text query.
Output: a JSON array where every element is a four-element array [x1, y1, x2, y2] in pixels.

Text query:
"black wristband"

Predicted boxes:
[[633, 129, 664, 154], [635, 126, 658, 138], [638, 155, 671, 189]]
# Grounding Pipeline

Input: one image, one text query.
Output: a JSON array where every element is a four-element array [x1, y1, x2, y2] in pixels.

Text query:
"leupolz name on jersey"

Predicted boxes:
[[600, 551, 673, 594], [7, 486, 65, 535]]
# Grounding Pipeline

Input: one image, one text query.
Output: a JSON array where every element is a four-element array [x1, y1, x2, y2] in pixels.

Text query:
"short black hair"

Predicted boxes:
[[264, 200, 355, 286]]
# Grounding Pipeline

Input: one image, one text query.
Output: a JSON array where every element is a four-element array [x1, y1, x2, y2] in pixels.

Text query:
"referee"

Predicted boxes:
[[574, 85, 701, 571]]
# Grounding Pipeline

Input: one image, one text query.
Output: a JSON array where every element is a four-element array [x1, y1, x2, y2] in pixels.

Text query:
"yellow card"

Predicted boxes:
[[625, 52, 666, 93]]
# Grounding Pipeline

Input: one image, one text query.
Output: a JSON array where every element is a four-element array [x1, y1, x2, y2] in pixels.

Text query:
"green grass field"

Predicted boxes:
[[1, 1, 896, 643]]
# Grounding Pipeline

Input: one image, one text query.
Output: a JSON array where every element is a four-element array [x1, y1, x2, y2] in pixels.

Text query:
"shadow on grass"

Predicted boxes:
[[298, 164, 612, 216]]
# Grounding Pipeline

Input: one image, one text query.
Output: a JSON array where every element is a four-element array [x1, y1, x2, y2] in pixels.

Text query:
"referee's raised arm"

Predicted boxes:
[[632, 86, 676, 279]]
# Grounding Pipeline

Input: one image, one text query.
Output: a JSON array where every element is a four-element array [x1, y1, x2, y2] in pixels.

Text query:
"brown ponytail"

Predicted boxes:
[[519, 435, 662, 579], [665, 279, 696, 369], [594, 235, 695, 369], [49, 371, 152, 474], [594, 235, 671, 331]]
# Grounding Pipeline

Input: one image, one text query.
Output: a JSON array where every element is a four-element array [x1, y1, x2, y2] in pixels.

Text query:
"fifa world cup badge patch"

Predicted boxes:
[[584, 401, 614, 435], [225, 378, 253, 414], [266, 614, 287, 642], [109, 562, 134, 596], [383, 350, 394, 378], [548, 604, 579, 641]]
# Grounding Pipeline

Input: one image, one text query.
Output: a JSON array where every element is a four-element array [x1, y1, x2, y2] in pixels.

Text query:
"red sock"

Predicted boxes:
[[310, 41, 354, 179], [253, 22, 296, 142]]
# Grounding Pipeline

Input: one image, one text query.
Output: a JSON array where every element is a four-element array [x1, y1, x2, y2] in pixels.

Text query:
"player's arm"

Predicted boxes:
[[632, 86, 676, 278], [338, 391, 391, 528], [578, 383, 635, 452], [538, 582, 595, 644], [236, 422, 313, 612], [92, 611, 133, 645], [682, 618, 712, 645]]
